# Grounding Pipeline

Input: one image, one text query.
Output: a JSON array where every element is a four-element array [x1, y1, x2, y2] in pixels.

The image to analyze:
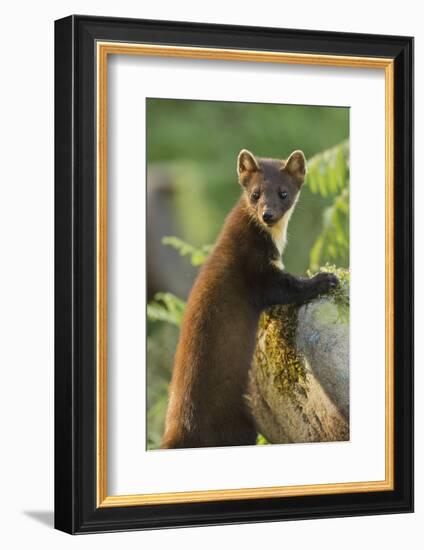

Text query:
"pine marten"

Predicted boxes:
[[161, 149, 338, 449]]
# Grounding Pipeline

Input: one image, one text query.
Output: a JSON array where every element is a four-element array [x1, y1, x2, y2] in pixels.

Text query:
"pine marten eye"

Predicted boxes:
[[251, 190, 260, 201], [279, 190, 288, 200]]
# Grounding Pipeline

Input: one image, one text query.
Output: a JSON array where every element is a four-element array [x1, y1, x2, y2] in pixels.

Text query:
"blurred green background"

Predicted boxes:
[[146, 98, 350, 450]]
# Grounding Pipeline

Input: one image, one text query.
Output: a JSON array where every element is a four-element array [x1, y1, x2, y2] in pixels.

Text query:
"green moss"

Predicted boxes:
[[255, 304, 306, 395]]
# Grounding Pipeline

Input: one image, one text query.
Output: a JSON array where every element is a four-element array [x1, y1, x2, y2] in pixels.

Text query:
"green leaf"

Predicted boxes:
[[147, 292, 186, 327], [307, 140, 349, 198], [256, 433, 269, 445], [162, 236, 212, 266], [309, 187, 349, 270], [307, 141, 349, 269]]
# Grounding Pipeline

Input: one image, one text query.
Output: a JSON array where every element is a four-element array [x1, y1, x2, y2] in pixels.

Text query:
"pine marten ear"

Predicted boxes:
[[284, 150, 307, 186], [237, 149, 259, 183]]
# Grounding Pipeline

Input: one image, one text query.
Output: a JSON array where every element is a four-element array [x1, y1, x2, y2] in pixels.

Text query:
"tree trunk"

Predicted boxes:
[[248, 270, 349, 444]]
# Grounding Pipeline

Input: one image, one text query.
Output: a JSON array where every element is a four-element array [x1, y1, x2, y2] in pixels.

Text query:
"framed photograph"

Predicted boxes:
[[54, 15, 413, 534]]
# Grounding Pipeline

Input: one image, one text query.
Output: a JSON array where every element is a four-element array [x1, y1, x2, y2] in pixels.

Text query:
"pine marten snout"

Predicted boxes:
[[161, 149, 339, 450]]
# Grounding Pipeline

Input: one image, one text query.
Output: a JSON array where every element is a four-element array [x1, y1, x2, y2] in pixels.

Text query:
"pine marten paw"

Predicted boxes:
[[312, 272, 340, 295]]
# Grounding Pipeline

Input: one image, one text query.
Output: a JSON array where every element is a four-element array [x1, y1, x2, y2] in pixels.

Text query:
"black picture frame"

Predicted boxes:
[[55, 14, 414, 534]]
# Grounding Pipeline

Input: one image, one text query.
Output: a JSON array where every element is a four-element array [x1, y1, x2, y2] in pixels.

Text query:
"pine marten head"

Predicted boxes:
[[237, 149, 306, 229]]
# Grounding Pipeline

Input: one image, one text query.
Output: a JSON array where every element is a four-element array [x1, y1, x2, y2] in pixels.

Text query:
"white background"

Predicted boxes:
[[0, 1, 420, 548], [108, 57, 386, 495]]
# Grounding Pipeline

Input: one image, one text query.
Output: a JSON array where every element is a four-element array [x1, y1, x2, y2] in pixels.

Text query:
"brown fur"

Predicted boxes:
[[161, 150, 338, 449]]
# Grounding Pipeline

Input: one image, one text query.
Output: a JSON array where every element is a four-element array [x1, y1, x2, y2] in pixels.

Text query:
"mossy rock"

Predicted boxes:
[[248, 267, 349, 444]]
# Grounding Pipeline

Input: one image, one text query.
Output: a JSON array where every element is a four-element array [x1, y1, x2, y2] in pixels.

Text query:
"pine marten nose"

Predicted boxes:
[[262, 210, 274, 224]]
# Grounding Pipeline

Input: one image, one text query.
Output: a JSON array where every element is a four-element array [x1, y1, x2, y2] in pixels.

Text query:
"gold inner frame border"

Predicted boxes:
[[96, 42, 394, 508]]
